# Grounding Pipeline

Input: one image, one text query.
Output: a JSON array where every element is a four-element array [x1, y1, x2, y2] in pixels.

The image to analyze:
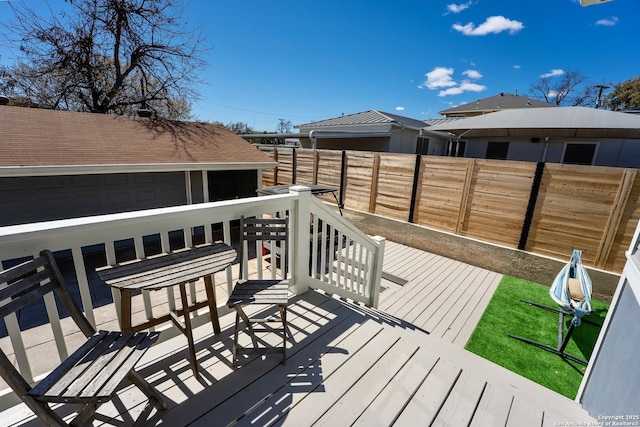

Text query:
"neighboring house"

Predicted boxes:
[[0, 106, 277, 226], [427, 106, 640, 167], [438, 92, 555, 117], [423, 93, 556, 157], [295, 110, 446, 154]]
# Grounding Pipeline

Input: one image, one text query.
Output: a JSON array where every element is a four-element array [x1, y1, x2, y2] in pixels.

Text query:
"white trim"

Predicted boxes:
[[0, 162, 279, 177]]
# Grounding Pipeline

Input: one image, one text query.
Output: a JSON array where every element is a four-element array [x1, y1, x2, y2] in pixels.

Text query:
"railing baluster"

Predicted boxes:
[[161, 232, 176, 313], [311, 214, 319, 279], [0, 190, 386, 405], [223, 220, 233, 296], [184, 229, 197, 306], [320, 220, 328, 282], [357, 244, 364, 295], [2, 284, 33, 383]]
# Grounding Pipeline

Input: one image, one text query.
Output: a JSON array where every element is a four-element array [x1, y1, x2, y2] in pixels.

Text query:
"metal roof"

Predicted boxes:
[[427, 106, 640, 139], [296, 110, 427, 130], [438, 93, 554, 116]]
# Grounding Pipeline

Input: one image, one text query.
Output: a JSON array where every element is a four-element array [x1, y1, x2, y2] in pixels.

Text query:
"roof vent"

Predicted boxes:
[[0, 95, 9, 105], [137, 108, 152, 118]]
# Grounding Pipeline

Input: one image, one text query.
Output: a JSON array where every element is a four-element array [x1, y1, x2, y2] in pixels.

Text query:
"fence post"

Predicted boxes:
[[369, 236, 386, 309], [595, 168, 638, 268], [292, 148, 297, 184], [408, 154, 422, 223], [289, 185, 311, 295], [339, 150, 347, 210], [369, 153, 381, 213], [518, 161, 545, 250]]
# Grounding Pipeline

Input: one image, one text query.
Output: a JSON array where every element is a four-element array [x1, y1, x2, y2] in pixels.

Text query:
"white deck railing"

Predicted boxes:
[[0, 186, 384, 405]]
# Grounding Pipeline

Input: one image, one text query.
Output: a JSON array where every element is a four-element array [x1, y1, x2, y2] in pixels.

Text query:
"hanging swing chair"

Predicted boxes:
[[509, 249, 595, 365]]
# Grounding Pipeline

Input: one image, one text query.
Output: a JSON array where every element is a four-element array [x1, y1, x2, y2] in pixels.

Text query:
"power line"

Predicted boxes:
[[203, 101, 329, 119]]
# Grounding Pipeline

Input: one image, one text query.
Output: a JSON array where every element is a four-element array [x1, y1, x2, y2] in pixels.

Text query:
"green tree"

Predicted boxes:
[[605, 75, 640, 111], [0, 0, 207, 119]]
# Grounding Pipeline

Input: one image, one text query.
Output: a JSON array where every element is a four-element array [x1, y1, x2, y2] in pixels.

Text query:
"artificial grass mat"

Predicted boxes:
[[465, 275, 609, 399]]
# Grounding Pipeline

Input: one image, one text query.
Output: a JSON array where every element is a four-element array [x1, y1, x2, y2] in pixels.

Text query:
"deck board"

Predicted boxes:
[[393, 358, 461, 424], [379, 240, 502, 346], [352, 348, 439, 427]]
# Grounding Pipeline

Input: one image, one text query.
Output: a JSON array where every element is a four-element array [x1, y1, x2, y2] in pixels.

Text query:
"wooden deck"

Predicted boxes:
[[378, 240, 503, 346], [3, 242, 596, 426]]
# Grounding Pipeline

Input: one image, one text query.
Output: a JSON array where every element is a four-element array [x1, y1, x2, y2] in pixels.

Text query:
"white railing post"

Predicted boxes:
[[369, 236, 386, 308], [289, 186, 312, 295]]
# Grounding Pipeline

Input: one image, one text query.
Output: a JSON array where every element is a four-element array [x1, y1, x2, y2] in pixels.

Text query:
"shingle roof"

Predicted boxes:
[[0, 106, 274, 169], [438, 93, 554, 116], [296, 110, 427, 130]]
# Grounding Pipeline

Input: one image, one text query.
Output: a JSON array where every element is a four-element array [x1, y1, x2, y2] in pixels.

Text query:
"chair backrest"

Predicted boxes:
[[239, 215, 289, 281], [0, 250, 96, 391]]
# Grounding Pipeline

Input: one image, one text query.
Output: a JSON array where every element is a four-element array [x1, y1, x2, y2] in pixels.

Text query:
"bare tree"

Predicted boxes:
[[0, 0, 208, 119], [529, 70, 598, 106], [276, 118, 293, 134]]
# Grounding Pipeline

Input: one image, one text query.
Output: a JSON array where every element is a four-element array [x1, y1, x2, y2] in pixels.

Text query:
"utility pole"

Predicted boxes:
[[594, 84, 610, 109]]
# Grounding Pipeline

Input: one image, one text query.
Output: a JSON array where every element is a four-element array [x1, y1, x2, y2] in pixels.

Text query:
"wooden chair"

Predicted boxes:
[[0, 250, 165, 426], [227, 216, 290, 367]]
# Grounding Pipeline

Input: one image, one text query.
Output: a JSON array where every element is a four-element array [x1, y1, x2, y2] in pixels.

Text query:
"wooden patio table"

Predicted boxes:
[[96, 242, 237, 378]]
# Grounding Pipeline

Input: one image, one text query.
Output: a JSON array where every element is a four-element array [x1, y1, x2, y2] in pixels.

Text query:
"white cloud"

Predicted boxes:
[[513, 65, 522, 69], [420, 66, 487, 97], [540, 69, 564, 78], [421, 67, 457, 89], [596, 16, 619, 26], [445, 1, 473, 14], [462, 69, 482, 79], [452, 15, 524, 36], [438, 81, 487, 97], [395, 106, 405, 111]]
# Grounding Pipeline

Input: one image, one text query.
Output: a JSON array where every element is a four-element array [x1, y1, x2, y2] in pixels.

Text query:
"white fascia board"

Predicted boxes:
[[0, 162, 279, 177]]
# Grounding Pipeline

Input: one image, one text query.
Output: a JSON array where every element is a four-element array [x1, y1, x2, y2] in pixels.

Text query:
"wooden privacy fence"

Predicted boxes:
[[259, 147, 640, 274]]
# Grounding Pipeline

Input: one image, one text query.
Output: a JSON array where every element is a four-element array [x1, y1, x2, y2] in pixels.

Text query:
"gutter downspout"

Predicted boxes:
[[309, 130, 317, 150], [542, 137, 550, 162]]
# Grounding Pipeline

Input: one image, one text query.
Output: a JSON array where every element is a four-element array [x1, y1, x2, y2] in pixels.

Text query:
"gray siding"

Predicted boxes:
[[1, 172, 187, 226], [581, 281, 640, 416]]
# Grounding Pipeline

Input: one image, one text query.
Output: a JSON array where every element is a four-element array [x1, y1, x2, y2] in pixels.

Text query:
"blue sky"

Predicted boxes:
[[1, 0, 638, 131]]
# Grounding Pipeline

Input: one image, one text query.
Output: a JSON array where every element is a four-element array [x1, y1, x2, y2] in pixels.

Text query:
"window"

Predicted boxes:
[[448, 140, 466, 157], [563, 143, 596, 165], [416, 137, 430, 154], [486, 141, 509, 160]]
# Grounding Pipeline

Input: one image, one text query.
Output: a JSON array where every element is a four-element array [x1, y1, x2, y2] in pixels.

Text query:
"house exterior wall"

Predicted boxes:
[[311, 137, 390, 152], [461, 136, 640, 167], [298, 123, 423, 153], [579, 277, 640, 415], [425, 137, 449, 156], [0, 169, 263, 227], [389, 128, 420, 153], [0, 172, 188, 226]]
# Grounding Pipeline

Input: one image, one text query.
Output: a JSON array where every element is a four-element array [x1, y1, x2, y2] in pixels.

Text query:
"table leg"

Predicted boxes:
[[120, 289, 133, 333], [204, 274, 221, 334], [179, 282, 199, 378]]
